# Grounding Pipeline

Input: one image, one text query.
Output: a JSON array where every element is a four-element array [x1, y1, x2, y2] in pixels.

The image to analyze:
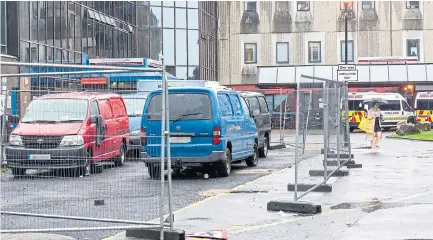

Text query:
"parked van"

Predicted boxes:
[[363, 92, 414, 130], [238, 91, 272, 158], [141, 87, 258, 178], [121, 93, 148, 159], [6, 92, 129, 176], [414, 92, 433, 126], [347, 92, 367, 132]]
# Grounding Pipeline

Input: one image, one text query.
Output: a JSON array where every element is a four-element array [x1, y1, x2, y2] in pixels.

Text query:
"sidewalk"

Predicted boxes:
[[109, 133, 433, 239]]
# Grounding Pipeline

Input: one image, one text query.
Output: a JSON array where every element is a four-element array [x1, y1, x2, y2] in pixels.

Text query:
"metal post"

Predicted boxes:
[[344, 83, 352, 159], [0, 89, 8, 163], [345, 4, 348, 65], [294, 77, 301, 201], [323, 82, 329, 180], [279, 87, 283, 145], [336, 84, 341, 167], [159, 55, 166, 240], [282, 89, 289, 140], [163, 57, 174, 231]]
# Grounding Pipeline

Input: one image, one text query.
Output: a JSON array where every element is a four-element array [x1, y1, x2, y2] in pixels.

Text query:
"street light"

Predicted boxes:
[[343, 1, 350, 65]]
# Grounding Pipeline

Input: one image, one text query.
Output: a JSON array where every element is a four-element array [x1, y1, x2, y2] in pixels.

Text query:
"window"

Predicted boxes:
[[229, 95, 242, 117], [99, 100, 114, 119], [244, 43, 257, 64], [147, 94, 212, 120], [348, 100, 364, 111], [240, 97, 251, 117], [218, 94, 233, 117], [1, 1, 6, 54], [340, 40, 354, 62], [406, 39, 420, 60], [362, 1, 374, 10], [402, 101, 412, 112], [276, 42, 289, 64], [417, 99, 433, 110], [381, 100, 401, 111], [247, 97, 260, 114], [308, 41, 321, 63], [406, 1, 419, 9], [297, 1, 310, 11], [110, 98, 127, 118], [245, 1, 257, 12], [340, 1, 353, 9], [258, 97, 269, 113], [91, 101, 100, 116]]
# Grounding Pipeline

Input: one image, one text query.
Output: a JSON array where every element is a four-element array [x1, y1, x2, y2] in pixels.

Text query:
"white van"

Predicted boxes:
[[363, 92, 414, 130], [414, 92, 433, 125]]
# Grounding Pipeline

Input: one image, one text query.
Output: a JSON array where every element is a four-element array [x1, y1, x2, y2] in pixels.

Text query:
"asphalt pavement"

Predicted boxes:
[[107, 132, 433, 240], [1, 141, 312, 240]]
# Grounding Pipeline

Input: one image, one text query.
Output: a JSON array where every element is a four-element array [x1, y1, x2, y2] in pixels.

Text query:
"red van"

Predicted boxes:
[[6, 92, 129, 177]]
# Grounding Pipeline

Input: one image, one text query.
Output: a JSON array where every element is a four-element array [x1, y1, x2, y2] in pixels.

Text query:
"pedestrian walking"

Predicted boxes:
[[367, 101, 383, 150]]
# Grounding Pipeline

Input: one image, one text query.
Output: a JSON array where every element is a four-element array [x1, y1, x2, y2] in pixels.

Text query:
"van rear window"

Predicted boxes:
[[417, 99, 433, 110], [380, 100, 401, 111], [147, 93, 212, 121], [348, 100, 363, 111]]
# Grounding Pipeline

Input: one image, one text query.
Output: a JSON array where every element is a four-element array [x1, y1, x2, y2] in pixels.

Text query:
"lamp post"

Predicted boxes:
[[343, 1, 349, 64]]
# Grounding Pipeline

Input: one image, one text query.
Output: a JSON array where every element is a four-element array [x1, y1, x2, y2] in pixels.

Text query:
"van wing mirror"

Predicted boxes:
[[252, 109, 260, 117], [7, 114, 20, 124]]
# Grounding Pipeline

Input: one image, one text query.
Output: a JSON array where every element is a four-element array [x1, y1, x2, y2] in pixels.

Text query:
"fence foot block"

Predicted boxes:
[[309, 169, 349, 177], [269, 144, 286, 150], [327, 153, 354, 159], [267, 201, 322, 214], [321, 149, 336, 154], [323, 160, 356, 166], [347, 163, 363, 169], [287, 183, 332, 192], [126, 228, 185, 240]]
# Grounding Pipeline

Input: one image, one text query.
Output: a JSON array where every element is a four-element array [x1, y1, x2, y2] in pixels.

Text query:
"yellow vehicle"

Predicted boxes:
[[414, 92, 433, 126], [345, 92, 367, 132]]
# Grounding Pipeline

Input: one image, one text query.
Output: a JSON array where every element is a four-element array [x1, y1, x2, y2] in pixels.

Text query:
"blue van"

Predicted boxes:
[[121, 93, 149, 159], [140, 87, 258, 178]]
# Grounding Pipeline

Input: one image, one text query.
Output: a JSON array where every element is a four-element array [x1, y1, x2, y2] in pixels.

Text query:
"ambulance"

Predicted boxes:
[[363, 92, 414, 130], [414, 92, 433, 126], [347, 92, 367, 132]]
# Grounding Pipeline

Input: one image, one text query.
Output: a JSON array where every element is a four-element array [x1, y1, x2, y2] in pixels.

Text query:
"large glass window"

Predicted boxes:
[[188, 30, 199, 65], [406, 1, 419, 9], [308, 41, 321, 63], [176, 29, 187, 65], [163, 7, 174, 28], [0, 1, 6, 54], [163, 29, 175, 65], [340, 40, 354, 62], [176, 8, 187, 28], [406, 39, 420, 60], [187, 9, 199, 29], [276, 42, 289, 64], [244, 43, 257, 64], [245, 1, 257, 12], [150, 7, 162, 27]]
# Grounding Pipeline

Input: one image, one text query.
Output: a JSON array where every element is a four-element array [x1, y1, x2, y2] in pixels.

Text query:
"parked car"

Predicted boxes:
[[6, 92, 129, 177], [141, 87, 258, 178], [121, 93, 148, 159], [238, 91, 272, 158]]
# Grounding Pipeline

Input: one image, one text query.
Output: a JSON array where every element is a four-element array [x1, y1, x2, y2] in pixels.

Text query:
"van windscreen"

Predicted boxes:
[[380, 100, 401, 111], [417, 99, 433, 110], [21, 99, 88, 123], [147, 93, 212, 121]]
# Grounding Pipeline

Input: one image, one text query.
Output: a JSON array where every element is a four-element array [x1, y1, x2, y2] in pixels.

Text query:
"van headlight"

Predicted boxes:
[[9, 135, 23, 146], [60, 135, 84, 147], [130, 130, 140, 136]]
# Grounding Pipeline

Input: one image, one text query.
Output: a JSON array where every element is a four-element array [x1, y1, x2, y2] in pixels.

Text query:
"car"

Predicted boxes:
[[6, 92, 129, 177], [121, 93, 148, 159], [238, 91, 272, 158], [141, 87, 258, 178]]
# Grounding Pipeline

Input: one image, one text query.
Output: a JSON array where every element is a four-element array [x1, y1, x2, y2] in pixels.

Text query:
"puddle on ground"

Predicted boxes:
[[330, 200, 425, 213], [186, 217, 212, 221]]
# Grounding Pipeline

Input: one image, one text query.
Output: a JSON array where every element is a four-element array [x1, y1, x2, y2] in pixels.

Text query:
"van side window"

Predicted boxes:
[[110, 98, 127, 117], [99, 100, 114, 119], [240, 97, 251, 117], [90, 101, 100, 116], [218, 94, 233, 117], [229, 95, 242, 116], [258, 96, 269, 113], [248, 97, 260, 114], [402, 101, 411, 112]]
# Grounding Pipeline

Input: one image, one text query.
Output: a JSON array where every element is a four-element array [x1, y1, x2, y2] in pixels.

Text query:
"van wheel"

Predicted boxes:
[[349, 127, 355, 133], [11, 168, 25, 177], [115, 143, 126, 167], [259, 136, 269, 158], [148, 164, 161, 179], [220, 149, 232, 177], [246, 142, 259, 167]]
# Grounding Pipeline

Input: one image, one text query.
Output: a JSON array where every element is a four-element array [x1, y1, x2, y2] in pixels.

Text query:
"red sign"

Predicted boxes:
[[81, 77, 107, 85]]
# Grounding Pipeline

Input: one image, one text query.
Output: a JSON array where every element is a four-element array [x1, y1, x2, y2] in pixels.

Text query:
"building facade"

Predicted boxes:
[[218, 1, 433, 85], [1, 1, 218, 83]]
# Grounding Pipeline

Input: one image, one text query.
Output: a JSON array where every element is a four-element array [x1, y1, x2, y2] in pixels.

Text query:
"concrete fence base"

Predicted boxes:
[[267, 201, 322, 214]]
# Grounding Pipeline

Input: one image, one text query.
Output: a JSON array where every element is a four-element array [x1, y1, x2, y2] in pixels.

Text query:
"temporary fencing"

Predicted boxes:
[[0, 60, 176, 239], [268, 74, 360, 214]]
